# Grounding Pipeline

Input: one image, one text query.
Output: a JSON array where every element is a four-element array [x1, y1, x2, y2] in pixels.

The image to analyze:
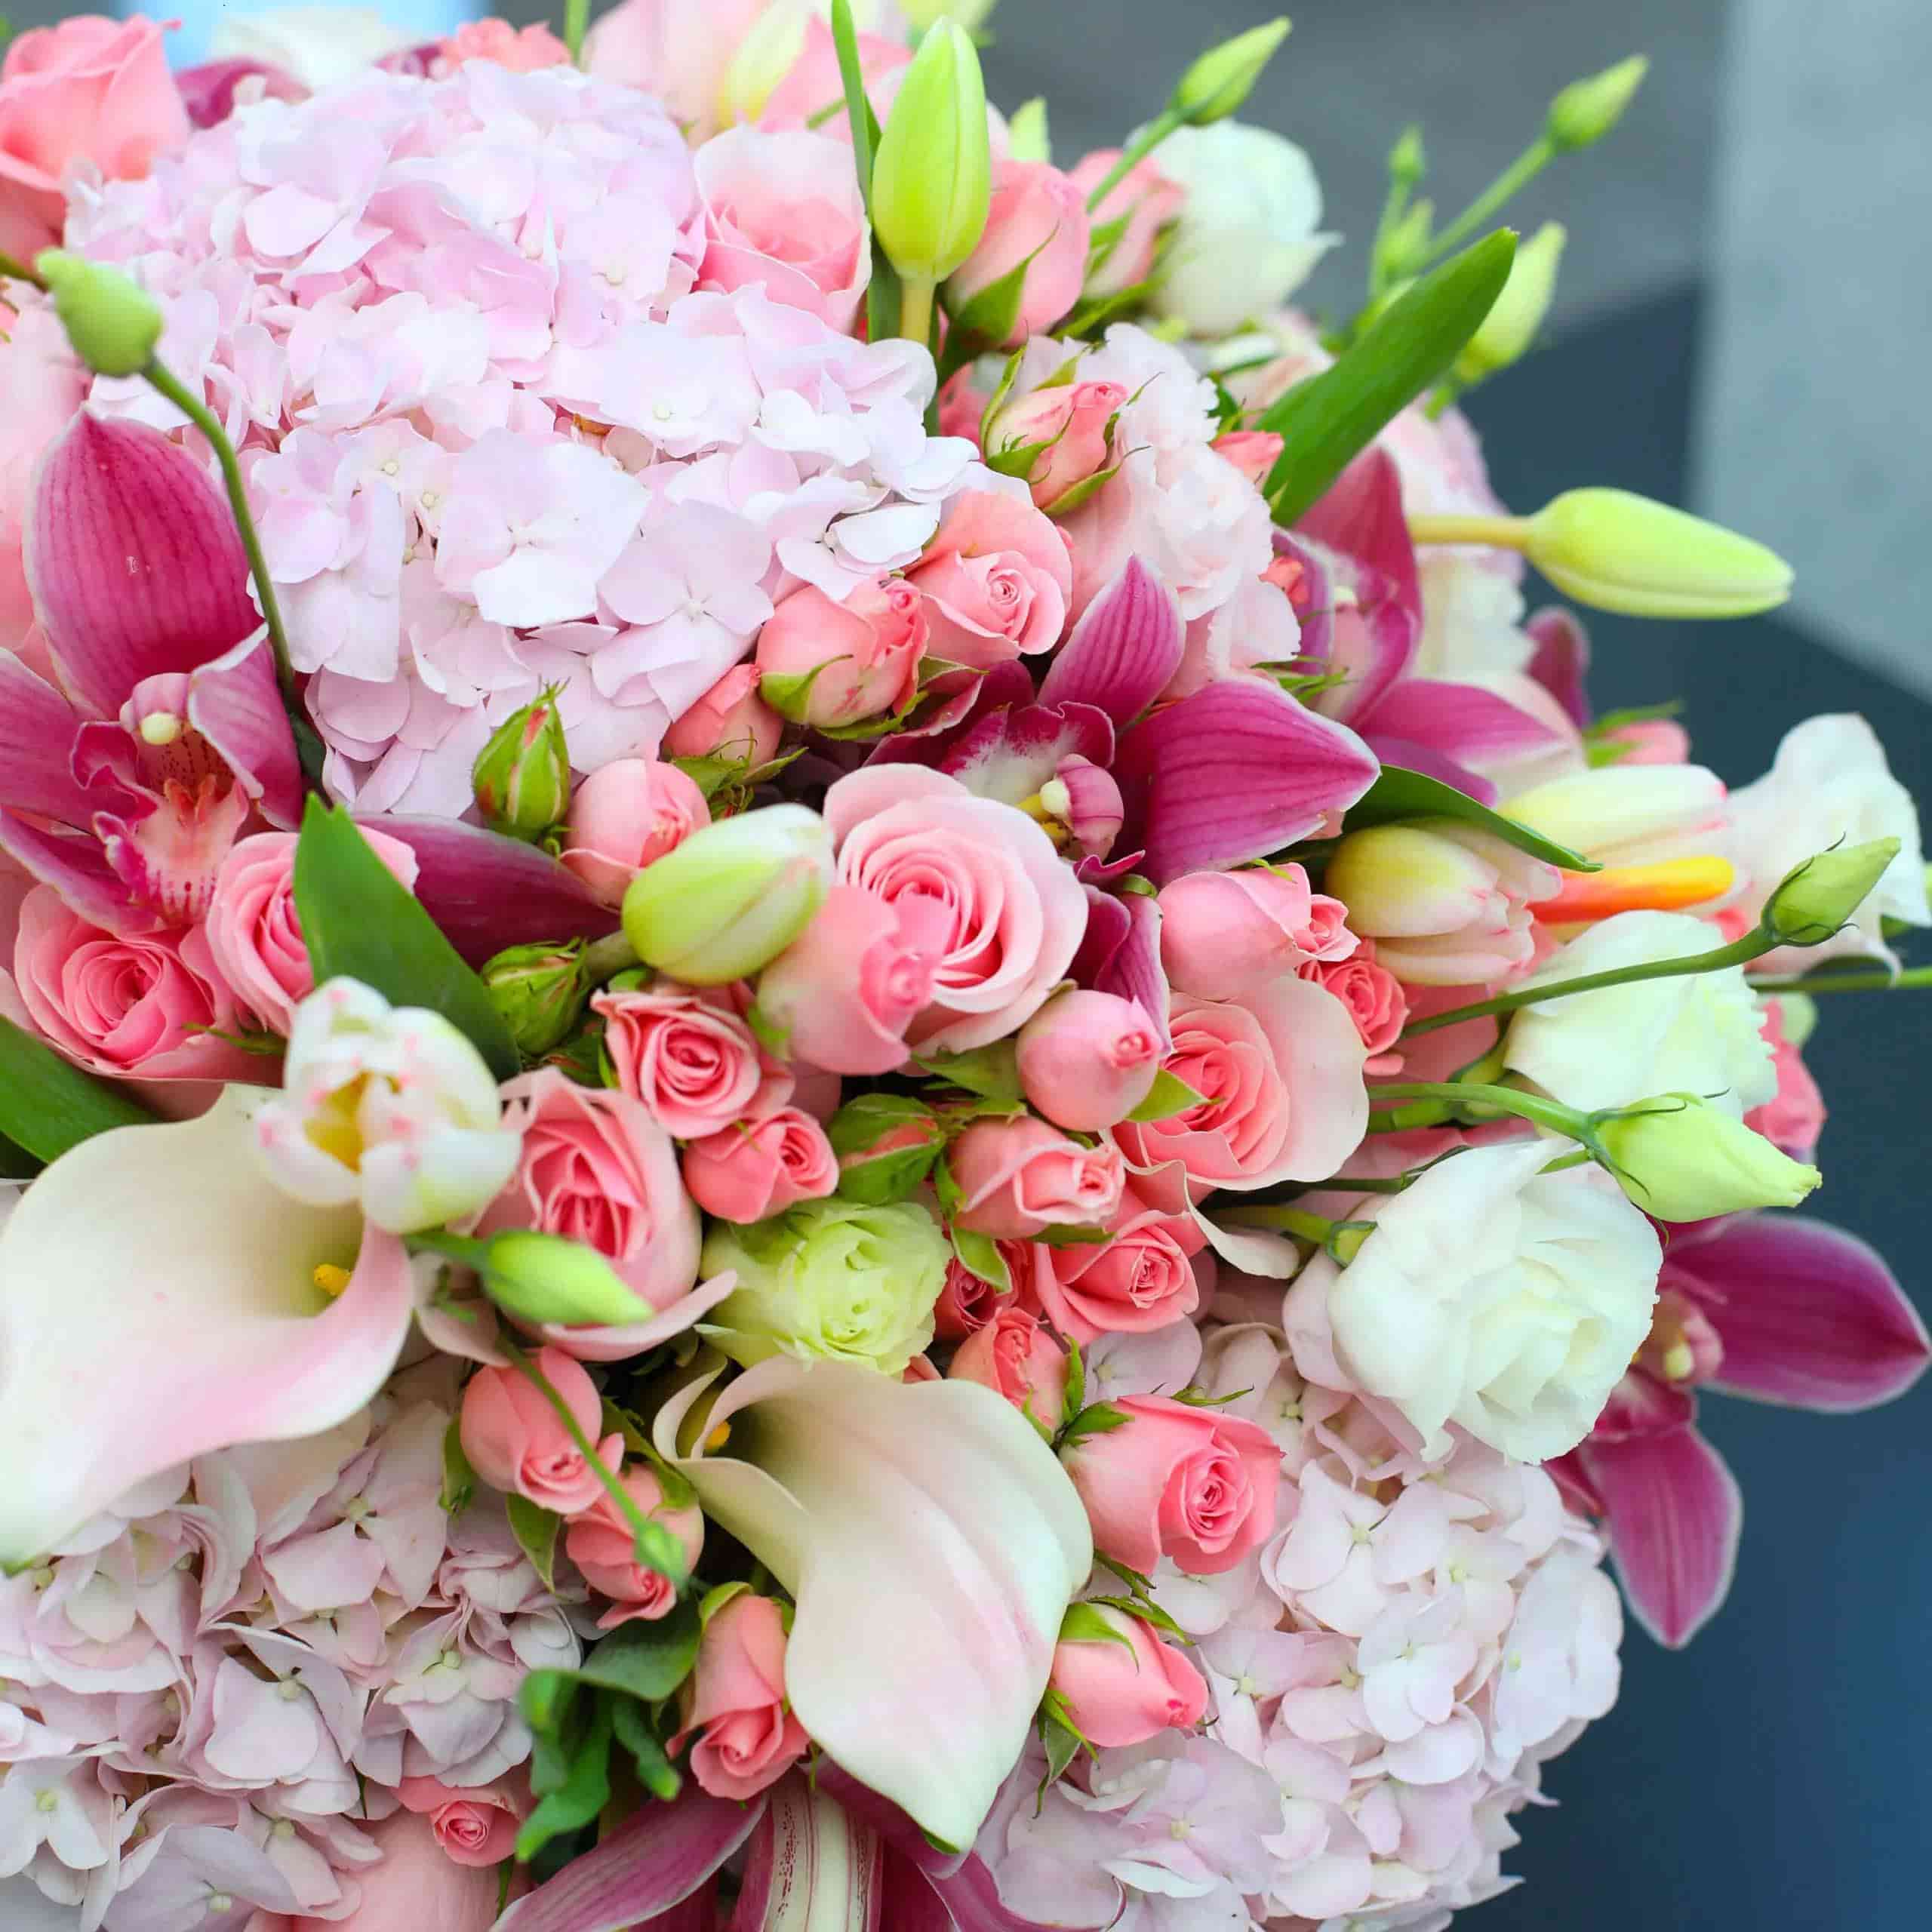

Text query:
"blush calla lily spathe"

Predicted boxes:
[[654, 1354, 1093, 1853], [0, 1088, 415, 1564]]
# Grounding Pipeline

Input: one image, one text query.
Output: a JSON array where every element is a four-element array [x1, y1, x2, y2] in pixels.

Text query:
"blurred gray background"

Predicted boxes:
[[22, 0, 1932, 1924]]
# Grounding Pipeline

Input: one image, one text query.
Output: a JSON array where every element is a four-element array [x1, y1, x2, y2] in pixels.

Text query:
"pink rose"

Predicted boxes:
[[1021, 1191, 1208, 1343], [1017, 989, 1162, 1131], [755, 884, 944, 1076], [903, 491, 1074, 670], [1110, 979, 1369, 1198], [440, 19, 571, 71], [0, 301, 86, 636], [682, 1106, 838, 1223], [760, 16, 909, 135], [1210, 429, 1284, 487], [477, 1069, 701, 1310], [1747, 1000, 1826, 1163], [670, 1593, 810, 1803], [949, 1305, 1068, 1432], [0, 17, 189, 249], [1299, 945, 1408, 1060], [984, 380, 1128, 515], [1060, 1394, 1279, 1577], [561, 758, 711, 909], [937, 368, 990, 445], [205, 829, 420, 1034], [583, 0, 767, 140], [695, 126, 870, 330], [1048, 1606, 1209, 1749], [934, 1254, 1012, 1340], [565, 1466, 706, 1626], [1069, 147, 1185, 297], [947, 161, 1091, 348], [1157, 864, 1356, 1001], [949, 1115, 1126, 1240], [459, 1346, 626, 1515], [13, 884, 262, 1084], [593, 979, 787, 1138], [395, 1772, 531, 1870], [823, 765, 1090, 1052], [291, 1810, 500, 1931], [755, 577, 927, 731], [663, 663, 784, 769]]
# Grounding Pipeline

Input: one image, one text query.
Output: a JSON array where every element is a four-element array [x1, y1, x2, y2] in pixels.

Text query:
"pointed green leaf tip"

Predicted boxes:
[[871, 21, 992, 285]]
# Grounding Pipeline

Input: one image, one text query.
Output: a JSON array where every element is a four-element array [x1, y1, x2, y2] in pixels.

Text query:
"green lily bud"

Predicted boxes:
[[1760, 838, 1903, 949], [1456, 221, 1564, 382], [1523, 489, 1794, 618], [1171, 17, 1291, 125], [1007, 97, 1051, 164], [872, 22, 993, 287], [35, 249, 162, 378], [1597, 1095, 1820, 1223], [1546, 54, 1649, 153], [478, 1230, 656, 1328], [481, 940, 589, 1057], [472, 691, 571, 840], [621, 802, 832, 986]]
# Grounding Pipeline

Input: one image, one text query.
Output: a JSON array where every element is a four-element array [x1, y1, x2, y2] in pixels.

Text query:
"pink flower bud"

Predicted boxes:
[[564, 1465, 706, 1627], [946, 161, 1091, 348], [1041, 754, 1124, 860], [394, 1771, 531, 1869], [949, 1306, 1069, 1434], [682, 1106, 839, 1223], [1048, 1604, 1209, 1748], [459, 1347, 626, 1516], [1298, 945, 1408, 1057], [663, 664, 784, 768], [1017, 989, 1162, 1131], [986, 380, 1128, 513], [949, 1115, 1126, 1239], [1068, 147, 1185, 296], [560, 758, 710, 908], [1158, 863, 1355, 1001], [1211, 429, 1284, 486], [938, 367, 990, 444], [1600, 718, 1694, 765], [755, 577, 928, 729], [934, 1254, 1004, 1339], [669, 1594, 809, 1803]]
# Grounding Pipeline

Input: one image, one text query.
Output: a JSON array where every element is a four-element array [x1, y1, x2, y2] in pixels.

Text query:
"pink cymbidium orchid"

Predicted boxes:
[[2, 414, 302, 932], [1557, 1211, 1930, 1647]]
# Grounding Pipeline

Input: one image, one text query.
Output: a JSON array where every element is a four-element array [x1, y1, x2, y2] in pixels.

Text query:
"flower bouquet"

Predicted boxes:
[[0, 5, 1927, 1929]]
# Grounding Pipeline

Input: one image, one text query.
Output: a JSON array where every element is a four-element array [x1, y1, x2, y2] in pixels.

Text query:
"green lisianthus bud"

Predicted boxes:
[[1596, 1095, 1820, 1223], [1457, 221, 1565, 383], [472, 692, 571, 840], [1171, 17, 1291, 125], [478, 1230, 657, 1327], [871, 21, 994, 285], [1760, 838, 1904, 949], [1546, 54, 1649, 153], [1523, 489, 1794, 618], [36, 249, 162, 377], [481, 940, 589, 1057], [620, 802, 832, 986], [1006, 97, 1051, 164]]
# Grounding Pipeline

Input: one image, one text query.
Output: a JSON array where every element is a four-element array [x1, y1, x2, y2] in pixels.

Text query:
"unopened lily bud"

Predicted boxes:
[[478, 1230, 657, 1328], [1523, 489, 1794, 618], [1546, 54, 1648, 153], [872, 21, 993, 286], [1007, 97, 1051, 164], [36, 249, 162, 377], [1457, 221, 1564, 383], [1596, 1094, 1820, 1223], [481, 941, 589, 1057], [621, 803, 832, 986], [1760, 838, 1903, 949], [1171, 17, 1291, 125], [715, 2, 808, 127], [472, 693, 571, 841]]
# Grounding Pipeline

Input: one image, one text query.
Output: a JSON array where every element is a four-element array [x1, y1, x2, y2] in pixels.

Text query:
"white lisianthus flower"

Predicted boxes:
[[1286, 1139, 1661, 1461], [1149, 122, 1339, 338], [1724, 714, 1930, 971], [211, 7, 415, 88], [1503, 910, 1777, 1118]]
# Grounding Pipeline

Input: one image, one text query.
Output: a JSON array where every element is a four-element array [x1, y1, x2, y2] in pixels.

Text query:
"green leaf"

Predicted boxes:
[[836, 1139, 943, 1207], [1057, 1401, 1128, 1447], [0, 1017, 155, 1162], [830, 0, 881, 197], [1039, 1705, 1087, 1785], [507, 1494, 562, 1594], [611, 1694, 682, 1801], [949, 1223, 1012, 1294], [439, 1419, 475, 1518], [828, 1092, 937, 1158], [568, 1601, 703, 1703], [1062, 1339, 1086, 1422], [292, 798, 519, 1078], [943, 247, 1037, 349], [1034, 1223, 1112, 1248], [1125, 1067, 1208, 1123], [1260, 230, 1518, 525], [1343, 764, 1600, 872], [917, 1041, 1023, 1103], [0, 1130, 40, 1180], [1058, 1601, 1138, 1651], [516, 1700, 612, 1861]]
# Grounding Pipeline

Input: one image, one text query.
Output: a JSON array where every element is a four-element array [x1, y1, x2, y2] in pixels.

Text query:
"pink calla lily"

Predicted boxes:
[[0, 1089, 416, 1564]]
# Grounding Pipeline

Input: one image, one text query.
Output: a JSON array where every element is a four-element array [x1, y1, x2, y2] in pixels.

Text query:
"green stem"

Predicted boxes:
[[897, 273, 937, 351], [1752, 964, 1932, 997], [1365, 1080, 1592, 1142], [1217, 1204, 1339, 1244], [1401, 932, 1769, 1039], [1420, 135, 1555, 267], [1085, 108, 1184, 210], [0, 251, 46, 290], [564, 0, 590, 66], [583, 931, 640, 984]]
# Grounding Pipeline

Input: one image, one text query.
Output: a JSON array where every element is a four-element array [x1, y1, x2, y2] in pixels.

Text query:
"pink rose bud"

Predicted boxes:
[[561, 758, 711, 909], [1158, 863, 1356, 1000], [564, 1466, 706, 1626], [459, 1346, 626, 1516], [1599, 717, 1694, 765], [593, 981, 786, 1139], [663, 663, 785, 769], [682, 1106, 839, 1223], [945, 160, 1091, 348], [949, 1115, 1127, 1240], [670, 1593, 810, 1802], [394, 1772, 531, 1869], [1026, 1192, 1209, 1344], [985, 380, 1128, 514], [934, 1254, 1007, 1339], [755, 577, 928, 730], [937, 367, 990, 444], [1060, 1394, 1279, 1577], [1068, 147, 1186, 296], [949, 1305, 1069, 1435], [1041, 755, 1125, 860], [1298, 946, 1409, 1058], [1017, 990, 1162, 1131], [904, 491, 1074, 670], [1210, 429, 1284, 486], [1048, 1604, 1210, 1748]]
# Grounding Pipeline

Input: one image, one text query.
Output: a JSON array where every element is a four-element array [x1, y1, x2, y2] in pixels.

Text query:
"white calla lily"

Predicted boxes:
[[0, 1090, 417, 1565]]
